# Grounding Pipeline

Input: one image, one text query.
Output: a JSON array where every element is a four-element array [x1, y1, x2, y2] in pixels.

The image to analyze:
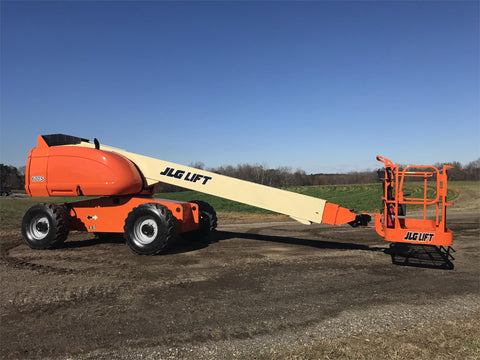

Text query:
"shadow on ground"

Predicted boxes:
[[62, 230, 453, 270], [62, 230, 387, 254]]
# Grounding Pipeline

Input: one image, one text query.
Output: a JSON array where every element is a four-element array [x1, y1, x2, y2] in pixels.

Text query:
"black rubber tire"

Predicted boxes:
[[182, 200, 217, 241], [123, 203, 177, 255], [21, 204, 70, 249]]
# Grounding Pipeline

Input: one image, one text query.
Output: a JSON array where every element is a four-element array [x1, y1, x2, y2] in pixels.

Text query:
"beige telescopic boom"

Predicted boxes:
[[70, 139, 366, 227]]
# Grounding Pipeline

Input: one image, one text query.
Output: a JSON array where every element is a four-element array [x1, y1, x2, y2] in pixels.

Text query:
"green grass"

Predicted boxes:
[[0, 182, 465, 230], [154, 182, 460, 214], [287, 184, 383, 212], [153, 190, 277, 214], [0, 196, 81, 230], [151, 184, 383, 215]]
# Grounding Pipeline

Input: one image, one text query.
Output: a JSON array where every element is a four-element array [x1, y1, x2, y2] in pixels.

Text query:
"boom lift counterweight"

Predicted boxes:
[[21, 134, 454, 266]]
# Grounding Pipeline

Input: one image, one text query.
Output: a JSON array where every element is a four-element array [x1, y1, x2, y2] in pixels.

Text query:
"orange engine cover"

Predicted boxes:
[[26, 145, 144, 197]]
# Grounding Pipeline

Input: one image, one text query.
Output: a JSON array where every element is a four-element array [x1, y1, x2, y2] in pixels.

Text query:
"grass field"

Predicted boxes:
[[0, 182, 463, 230], [153, 182, 459, 214], [154, 184, 388, 214]]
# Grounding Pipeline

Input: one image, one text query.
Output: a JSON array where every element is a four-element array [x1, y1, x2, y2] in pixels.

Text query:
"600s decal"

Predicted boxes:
[[31, 176, 45, 182]]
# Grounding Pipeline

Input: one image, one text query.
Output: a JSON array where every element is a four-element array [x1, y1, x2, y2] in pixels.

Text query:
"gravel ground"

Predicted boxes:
[[1, 211, 478, 360]]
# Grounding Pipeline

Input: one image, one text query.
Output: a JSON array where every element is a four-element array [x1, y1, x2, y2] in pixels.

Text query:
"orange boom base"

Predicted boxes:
[[25, 135, 201, 234]]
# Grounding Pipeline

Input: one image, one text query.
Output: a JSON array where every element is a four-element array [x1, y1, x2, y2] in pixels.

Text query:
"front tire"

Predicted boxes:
[[124, 203, 177, 255], [21, 204, 69, 249]]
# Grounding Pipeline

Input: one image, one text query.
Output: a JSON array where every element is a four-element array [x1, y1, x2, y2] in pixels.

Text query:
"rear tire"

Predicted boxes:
[[22, 204, 69, 249], [182, 200, 217, 241], [124, 203, 177, 255]]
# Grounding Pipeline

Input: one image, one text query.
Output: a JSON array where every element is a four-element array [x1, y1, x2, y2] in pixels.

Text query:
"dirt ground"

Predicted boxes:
[[0, 203, 479, 359]]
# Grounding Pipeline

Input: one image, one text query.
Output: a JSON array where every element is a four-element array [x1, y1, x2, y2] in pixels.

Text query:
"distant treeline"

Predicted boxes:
[[158, 158, 480, 192], [2, 158, 479, 192], [0, 165, 25, 191]]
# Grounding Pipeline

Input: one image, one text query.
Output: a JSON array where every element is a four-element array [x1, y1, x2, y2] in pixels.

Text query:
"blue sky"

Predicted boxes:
[[1, 1, 478, 173]]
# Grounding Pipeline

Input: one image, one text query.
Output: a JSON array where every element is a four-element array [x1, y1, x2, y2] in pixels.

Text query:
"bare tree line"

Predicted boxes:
[[0, 165, 24, 191], [2, 158, 479, 192], [210, 158, 480, 186], [158, 158, 480, 192], [432, 159, 480, 181]]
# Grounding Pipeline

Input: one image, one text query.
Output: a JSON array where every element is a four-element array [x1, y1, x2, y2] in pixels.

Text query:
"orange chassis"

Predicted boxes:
[[66, 196, 200, 234]]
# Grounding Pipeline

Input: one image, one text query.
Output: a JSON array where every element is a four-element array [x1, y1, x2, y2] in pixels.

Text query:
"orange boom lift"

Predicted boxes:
[[22, 134, 454, 267]]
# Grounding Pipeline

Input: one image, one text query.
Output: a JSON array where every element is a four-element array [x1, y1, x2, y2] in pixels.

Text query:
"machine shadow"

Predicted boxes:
[[214, 231, 455, 269], [212, 230, 386, 252], [63, 231, 454, 270], [170, 231, 456, 270], [63, 234, 125, 249], [63, 230, 387, 254], [63, 233, 213, 254]]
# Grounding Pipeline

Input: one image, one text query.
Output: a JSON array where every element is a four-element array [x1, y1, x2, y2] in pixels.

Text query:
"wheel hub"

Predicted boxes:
[[141, 224, 155, 237], [133, 217, 159, 246], [30, 215, 49, 240], [36, 222, 48, 233]]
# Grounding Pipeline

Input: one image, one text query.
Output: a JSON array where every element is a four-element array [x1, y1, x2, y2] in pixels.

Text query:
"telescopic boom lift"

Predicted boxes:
[[21, 134, 453, 265]]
